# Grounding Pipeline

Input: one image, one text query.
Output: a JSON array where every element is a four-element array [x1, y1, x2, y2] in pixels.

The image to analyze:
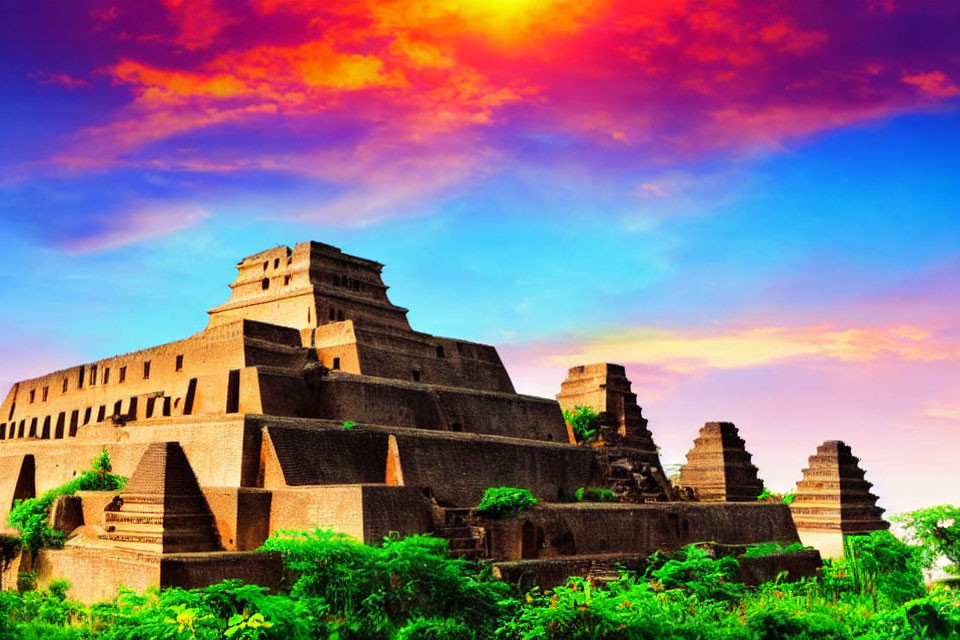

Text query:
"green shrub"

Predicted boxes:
[[475, 488, 538, 519], [844, 530, 927, 606], [7, 449, 127, 554], [561, 406, 603, 444], [742, 541, 806, 558], [893, 504, 960, 575], [573, 487, 617, 502], [396, 617, 474, 640]]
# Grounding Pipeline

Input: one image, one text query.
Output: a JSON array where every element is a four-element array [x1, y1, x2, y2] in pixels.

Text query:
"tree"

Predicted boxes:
[[893, 505, 960, 575]]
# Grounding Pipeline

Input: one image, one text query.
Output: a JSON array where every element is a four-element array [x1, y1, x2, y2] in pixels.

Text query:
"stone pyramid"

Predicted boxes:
[[789, 440, 887, 534], [556, 364, 661, 465], [99, 442, 222, 553], [677, 422, 764, 501]]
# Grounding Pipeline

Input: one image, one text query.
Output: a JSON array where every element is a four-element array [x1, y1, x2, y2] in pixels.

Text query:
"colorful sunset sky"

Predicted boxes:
[[2, 0, 958, 514]]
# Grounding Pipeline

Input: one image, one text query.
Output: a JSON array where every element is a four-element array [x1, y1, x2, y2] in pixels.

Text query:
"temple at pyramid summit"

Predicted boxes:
[[0, 241, 882, 601]]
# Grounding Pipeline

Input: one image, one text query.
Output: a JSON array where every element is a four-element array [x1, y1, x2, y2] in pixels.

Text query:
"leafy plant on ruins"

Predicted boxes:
[[573, 487, 617, 502], [343, 420, 356, 430], [7, 448, 127, 554], [260, 529, 513, 639], [475, 488, 538, 519], [2, 520, 960, 639], [757, 486, 796, 504], [742, 541, 807, 558], [893, 504, 960, 576], [561, 406, 603, 444]]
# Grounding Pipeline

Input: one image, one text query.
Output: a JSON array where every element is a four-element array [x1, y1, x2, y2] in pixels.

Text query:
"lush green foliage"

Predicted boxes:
[[757, 486, 796, 504], [342, 420, 356, 430], [573, 487, 616, 503], [2, 514, 960, 639], [894, 504, 960, 575], [475, 488, 538, 518], [561, 406, 603, 444], [742, 541, 807, 558], [7, 449, 126, 553]]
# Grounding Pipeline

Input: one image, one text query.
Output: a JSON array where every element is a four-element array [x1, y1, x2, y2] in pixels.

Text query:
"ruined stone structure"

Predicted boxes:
[[556, 364, 675, 501], [789, 440, 888, 558], [677, 422, 764, 502], [0, 242, 817, 601]]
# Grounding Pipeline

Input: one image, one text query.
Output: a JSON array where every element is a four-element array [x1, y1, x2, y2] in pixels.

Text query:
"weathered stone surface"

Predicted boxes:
[[677, 422, 764, 502], [99, 442, 222, 554], [790, 440, 888, 535]]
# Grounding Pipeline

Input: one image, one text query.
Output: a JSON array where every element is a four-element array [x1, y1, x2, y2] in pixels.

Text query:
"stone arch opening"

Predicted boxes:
[[11, 455, 36, 509]]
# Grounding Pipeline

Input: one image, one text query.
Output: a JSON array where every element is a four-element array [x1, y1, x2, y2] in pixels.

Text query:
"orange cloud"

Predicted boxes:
[[160, 0, 233, 50], [902, 70, 960, 99], [536, 323, 960, 374]]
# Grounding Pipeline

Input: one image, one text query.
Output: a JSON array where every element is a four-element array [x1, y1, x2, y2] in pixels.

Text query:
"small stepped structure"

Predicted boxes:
[[677, 422, 763, 502], [789, 440, 888, 558], [100, 442, 221, 553], [557, 364, 675, 501], [434, 507, 486, 560]]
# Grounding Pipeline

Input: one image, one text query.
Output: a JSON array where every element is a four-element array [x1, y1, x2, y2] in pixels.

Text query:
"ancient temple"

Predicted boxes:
[[789, 440, 888, 557], [556, 364, 674, 501], [0, 242, 813, 601], [677, 422, 764, 501]]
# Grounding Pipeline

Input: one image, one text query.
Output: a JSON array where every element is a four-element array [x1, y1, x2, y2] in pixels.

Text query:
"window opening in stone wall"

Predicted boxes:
[[285, 275, 290, 286], [119, 366, 126, 383], [8, 402, 15, 421], [77, 366, 84, 389], [97, 406, 105, 423], [329, 307, 335, 321], [262, 261, 268, 271], [28, 418, 37, 438], [456, 342, 465, 355], [412, 370, 421, 382], [41, 416, 50, 439], [42, 386, 49, 402], [55, 412, 65, 439], [9, 422, 16, 439], [262, 278, 270, 290], [332, 357, 340, 370], [146, 397, 156, 419], [273, 258, 279, 269], [436, 345, 445, 358], [0, 424, 5, 440], [90, 364, 97, 385], [113, 401, 122, 417], [29, 390, 35, 403], [17, 421, 25, 438], [176, 355, 184, 371], [69, 410, 79, 437], [183, 379, 197, 415], [62, 378, 68, 393], [127, 397, 138, 421], [307, 307, 310, 323], [103, 367, 110, 384], [337, 310, 344, 321], [353, 280, 360, 291], [163, 396, 171, 417], [12, 455, 36, 506], [83, 408, 91, 425], [143, 361, 151, 379], [226, 369, 240, 414]]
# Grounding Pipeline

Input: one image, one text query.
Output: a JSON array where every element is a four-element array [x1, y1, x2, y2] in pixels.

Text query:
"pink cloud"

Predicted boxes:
[[29, 71, 93, 89], [61, 203, 210, 253]]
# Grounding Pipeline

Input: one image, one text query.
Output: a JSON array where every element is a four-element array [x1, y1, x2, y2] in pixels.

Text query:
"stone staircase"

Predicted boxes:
[[434, 507, 486, 561], [586, 558, 623, 584]]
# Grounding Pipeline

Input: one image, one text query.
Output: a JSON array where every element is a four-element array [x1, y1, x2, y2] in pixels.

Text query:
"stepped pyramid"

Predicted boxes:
[[99, 442, 222, 553], [556, 364, 661, 464], [677, 422, 763, 501], [789, 440, 887, 535]]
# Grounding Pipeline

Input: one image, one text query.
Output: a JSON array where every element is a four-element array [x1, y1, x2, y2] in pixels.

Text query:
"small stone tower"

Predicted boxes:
[[100, 442, 222, 553], [677, 422, 764, 501], [789, 440, 888, 558], [557, 364, 674, 501]]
